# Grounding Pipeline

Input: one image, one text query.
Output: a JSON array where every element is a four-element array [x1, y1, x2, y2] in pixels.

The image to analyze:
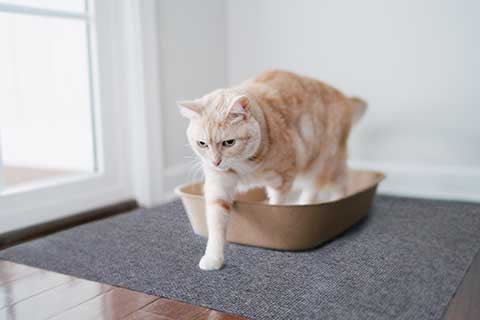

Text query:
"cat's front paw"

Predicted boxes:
[[199, 255, 224, 271]]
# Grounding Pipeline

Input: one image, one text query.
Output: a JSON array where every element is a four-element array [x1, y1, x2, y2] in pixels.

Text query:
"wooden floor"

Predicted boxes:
[[0, 260, 246, 320], [3, 166, 79, 187], [1, 253, 479, 320], [443, 250, 480, 320]]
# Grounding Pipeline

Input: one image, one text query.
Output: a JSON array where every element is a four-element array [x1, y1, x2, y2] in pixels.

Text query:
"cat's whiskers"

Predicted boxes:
[[184, 156, 204, 181]]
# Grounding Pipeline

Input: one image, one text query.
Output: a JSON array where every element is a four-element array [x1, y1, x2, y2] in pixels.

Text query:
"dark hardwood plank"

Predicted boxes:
[[0, 269, 73, 308], [443, 250, 480, 320], [0, 278, 112, 320], [0, 261, 39, 285], [205, 310, 249, 320], [143, 298, 247, 320], [124, 310, 171, 320], [143, 298, 210, 320], [50, 287, 158, 320]]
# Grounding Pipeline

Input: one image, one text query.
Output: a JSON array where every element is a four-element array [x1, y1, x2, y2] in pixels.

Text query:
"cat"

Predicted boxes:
[[178, 70, 366, 270]]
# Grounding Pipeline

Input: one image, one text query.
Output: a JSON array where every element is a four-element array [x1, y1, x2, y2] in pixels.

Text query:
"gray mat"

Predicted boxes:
[[1, 196, 480, 320]]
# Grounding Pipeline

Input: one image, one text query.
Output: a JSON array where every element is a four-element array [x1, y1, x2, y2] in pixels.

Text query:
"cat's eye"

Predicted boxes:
[[222, 139, 236, 147], [197, 141, 208, 148]]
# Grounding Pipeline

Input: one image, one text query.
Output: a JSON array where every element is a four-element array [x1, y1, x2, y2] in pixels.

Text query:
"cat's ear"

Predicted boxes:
[[227, 95, 250, 121], [177, 100, 203, 119]]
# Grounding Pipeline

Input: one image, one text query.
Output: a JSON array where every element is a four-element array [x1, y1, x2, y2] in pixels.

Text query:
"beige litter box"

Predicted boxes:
[[175, 170, 384, 251]]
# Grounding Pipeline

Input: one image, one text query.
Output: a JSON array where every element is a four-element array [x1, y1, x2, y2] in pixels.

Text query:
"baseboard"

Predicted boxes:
[[0, 200, 138, 249], [162, 162, 202, 200], [161, 161, 480, 203], [350, 160, 480, 203]]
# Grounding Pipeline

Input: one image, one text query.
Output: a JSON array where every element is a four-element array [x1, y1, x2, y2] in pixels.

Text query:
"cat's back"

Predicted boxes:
[[251, 69, 314, 90], [244, 70, 336, 111]]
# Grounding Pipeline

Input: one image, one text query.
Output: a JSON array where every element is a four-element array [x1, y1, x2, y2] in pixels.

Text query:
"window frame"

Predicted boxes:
[[0, 0, 136, 234]]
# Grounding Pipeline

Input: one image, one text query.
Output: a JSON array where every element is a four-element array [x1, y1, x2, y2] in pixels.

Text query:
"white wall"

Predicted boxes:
[[156, 0, 226, 173], [226, 0, 480, 201], [112, 0, 228, 206]]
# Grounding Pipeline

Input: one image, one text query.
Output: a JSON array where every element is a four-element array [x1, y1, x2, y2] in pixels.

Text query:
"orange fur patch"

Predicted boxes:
[[209, 199, 231, 211]]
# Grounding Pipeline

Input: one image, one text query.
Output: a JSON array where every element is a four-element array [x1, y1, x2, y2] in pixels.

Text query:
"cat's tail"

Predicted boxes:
[[349, 97, 367, 125]]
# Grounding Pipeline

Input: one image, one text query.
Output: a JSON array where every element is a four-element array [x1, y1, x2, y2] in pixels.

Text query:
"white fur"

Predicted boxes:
[[292, 113, 315, 171], [200, 168, 237, 270]]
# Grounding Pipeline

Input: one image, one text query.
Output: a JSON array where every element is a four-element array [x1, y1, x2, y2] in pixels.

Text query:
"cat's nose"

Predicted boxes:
[[213, 159, 222, 167]]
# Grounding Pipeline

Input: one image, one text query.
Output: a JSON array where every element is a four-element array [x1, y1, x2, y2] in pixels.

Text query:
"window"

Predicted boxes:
[[0, 0, 132, 234], [0, 1, 96, 190]]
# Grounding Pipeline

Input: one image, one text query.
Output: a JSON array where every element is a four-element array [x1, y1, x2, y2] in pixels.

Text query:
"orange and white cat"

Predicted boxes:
[[178, 70, 366, 270]]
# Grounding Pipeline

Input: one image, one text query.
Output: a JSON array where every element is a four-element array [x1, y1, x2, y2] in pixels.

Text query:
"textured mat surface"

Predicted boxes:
[[1, 196, 480, 320]]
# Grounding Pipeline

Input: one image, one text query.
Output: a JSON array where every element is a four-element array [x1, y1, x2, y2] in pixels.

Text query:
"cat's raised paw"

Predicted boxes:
[[199, 255, 224, 271]]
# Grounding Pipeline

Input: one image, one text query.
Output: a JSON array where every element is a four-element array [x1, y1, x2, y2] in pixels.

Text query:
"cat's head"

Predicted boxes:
[[178, 90, 261, 171]]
